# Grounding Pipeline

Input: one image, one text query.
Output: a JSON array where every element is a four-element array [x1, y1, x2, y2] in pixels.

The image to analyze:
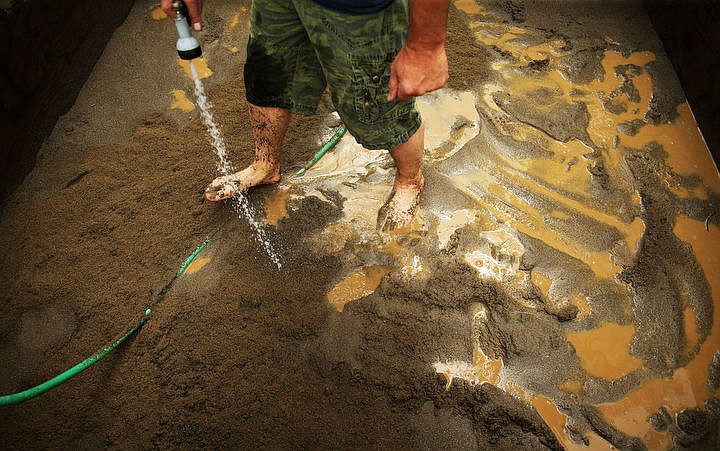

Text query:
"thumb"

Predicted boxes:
[[387, 65, 399, 102], [160, 0, 174, 17]]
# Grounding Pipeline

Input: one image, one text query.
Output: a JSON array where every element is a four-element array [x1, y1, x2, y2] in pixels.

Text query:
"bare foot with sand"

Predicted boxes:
[[377, 171, 425, 232], [204, 162, 280, 201]]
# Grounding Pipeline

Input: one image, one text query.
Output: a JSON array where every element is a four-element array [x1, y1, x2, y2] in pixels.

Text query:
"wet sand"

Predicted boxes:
[[1, 0, 719, 449]]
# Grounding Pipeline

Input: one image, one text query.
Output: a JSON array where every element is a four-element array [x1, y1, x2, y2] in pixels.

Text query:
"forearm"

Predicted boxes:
[[386, 0, 450, 101], [406, 0, 450, 51]]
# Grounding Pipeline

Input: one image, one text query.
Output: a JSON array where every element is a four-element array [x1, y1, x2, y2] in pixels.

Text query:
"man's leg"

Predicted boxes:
[[294, 0, 424, 231], [204, 104, 290, 201], [377, 124, 425, 231], [204, 0, 325, 201]]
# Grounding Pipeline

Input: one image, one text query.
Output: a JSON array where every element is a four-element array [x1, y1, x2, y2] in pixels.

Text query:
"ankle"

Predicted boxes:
[[251, 160, 280, 175], [394, 169, 424, 187]]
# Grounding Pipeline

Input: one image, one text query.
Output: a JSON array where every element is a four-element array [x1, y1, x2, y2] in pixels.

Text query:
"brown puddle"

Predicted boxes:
[[531, 271, 552, 297], [532, 271, 594, 317], [625, 103, 720, 196], [150, 7, 167, 20], [454, 0, 483, 15], [327, 266, 391, 312], [530, 396, 612, 451], [170, 90, 194, 112], [471, 346, 503, 386], [568, 294, 592, 318], [184, 257, 211, 275], [683, 304, 700, 351], [416, 90, 480, 162], [433, 347, 503, 391], [178, 58, 213, 80], [263, 189, 290, 226], [566, 322, 644, 381]]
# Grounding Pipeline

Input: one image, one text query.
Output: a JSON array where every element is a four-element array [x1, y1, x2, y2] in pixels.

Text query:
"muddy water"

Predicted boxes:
[[152, 1, 719, 447], [266, 80, 720, 449], [263, 188, 290, 226], [170, 90, 194, 112], [597, 217, 720, 448], [178, 58, 213, 79], [327, 266, 391, 312], [150, 6, 166, 21], [269, 1, 720, 448], [184, 256, 211, 274], [567, 323, 644, 381], [418, 1, 720, 448]]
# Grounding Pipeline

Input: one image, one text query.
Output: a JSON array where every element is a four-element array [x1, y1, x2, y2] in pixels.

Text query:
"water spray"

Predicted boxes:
[[168, 1, 282, 268], [172, 0, 202, 60]]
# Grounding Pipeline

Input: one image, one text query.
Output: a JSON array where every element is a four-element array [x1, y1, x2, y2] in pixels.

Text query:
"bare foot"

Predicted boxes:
[[377, 171, 425, 232], [204, 163, 280, 201]]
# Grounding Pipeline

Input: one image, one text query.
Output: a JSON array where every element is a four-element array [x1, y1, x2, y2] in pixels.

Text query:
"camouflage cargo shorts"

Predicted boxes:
[[244, 0, 422, 150]]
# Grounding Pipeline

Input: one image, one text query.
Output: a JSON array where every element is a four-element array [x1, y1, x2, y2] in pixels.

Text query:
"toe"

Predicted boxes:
[[377, 200, 395, 232], [204, 175, 239, 202], [377, 186, 419, 232], [377, 203, 407, 232], [383, 220, 397, 232], [204, 188, 223, 202], [204, 188, 222, 202], [204, 183, 221, 201]]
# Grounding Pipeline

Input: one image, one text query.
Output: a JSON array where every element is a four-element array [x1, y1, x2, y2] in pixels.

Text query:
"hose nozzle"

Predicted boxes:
[[172, 0, 202, 60], [171, 1, 186, 19]]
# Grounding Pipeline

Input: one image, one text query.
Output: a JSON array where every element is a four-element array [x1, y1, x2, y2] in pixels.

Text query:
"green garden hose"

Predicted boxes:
[[296, 125, 346, 175], [0, 232, 213, 407], [0, 309, 151, 406], [177, 236, 211, 276]]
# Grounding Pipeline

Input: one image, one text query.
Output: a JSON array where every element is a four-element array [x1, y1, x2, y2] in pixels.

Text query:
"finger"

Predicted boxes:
[[387, 66, 399, 102], [193, 0, 204, 30], [186, 0, 203, 30], [397, 82, 414, 102]]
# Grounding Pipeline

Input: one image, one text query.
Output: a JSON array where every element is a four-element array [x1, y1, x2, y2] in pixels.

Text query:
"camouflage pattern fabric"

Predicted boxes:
[[244, 0, 422, 150]]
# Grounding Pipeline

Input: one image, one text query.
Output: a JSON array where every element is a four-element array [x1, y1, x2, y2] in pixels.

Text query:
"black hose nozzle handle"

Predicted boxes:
[[171, 0, 191, 27]]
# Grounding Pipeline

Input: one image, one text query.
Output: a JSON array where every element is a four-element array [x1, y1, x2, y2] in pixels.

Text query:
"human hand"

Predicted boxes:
[[387, 44, 448, 102], [161, 0, 204, 31]]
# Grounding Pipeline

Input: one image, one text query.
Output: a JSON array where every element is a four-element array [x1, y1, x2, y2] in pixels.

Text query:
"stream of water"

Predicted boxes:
[[189, 60, 282, 269]]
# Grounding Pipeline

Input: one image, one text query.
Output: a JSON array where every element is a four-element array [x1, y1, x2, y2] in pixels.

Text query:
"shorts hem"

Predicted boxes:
[[245, 95, 317, 115], [352, 116, 422, 150]]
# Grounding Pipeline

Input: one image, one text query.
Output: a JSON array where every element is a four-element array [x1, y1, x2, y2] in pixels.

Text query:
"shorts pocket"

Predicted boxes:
[[350, 49, 402, 125]]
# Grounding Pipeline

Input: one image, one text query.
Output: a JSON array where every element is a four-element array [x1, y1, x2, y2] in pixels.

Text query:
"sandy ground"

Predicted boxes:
[[1, 0, 719, 449]]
